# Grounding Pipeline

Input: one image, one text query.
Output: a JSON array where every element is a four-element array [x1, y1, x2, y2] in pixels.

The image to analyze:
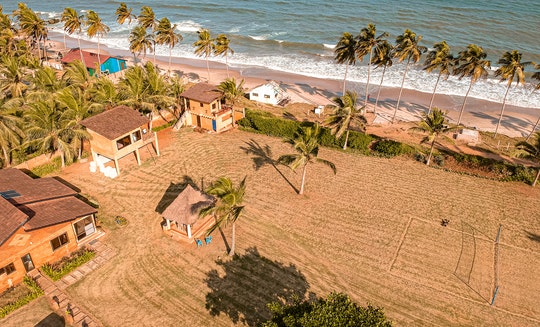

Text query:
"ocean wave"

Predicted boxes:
[[323, 43, 335, 49], [173, 20, 202, 32]]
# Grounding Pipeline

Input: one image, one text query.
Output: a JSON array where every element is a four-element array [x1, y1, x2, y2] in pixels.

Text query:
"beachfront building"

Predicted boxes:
[[0, 168, 99, 292], [81, 106, 160, 177], [249, 81, 289, 106], [179, 83, 244, 133], [161, 184, 216, 242], [61, 48, 127, 76]]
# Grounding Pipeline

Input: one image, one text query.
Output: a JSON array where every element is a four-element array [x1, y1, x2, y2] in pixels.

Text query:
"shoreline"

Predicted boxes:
[[48, 32, 540, 138]]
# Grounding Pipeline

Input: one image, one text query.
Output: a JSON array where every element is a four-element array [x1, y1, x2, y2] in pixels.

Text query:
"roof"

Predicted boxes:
[[0, 197, 28, 246], [61, 48, 123, 69], [180, 83, 223, 103], [22, 197, 97, 231], [162, 184, 215, 225], [0, 168, 77, 205], [250, 80, 283, 93], [81, 106, 149, 140]]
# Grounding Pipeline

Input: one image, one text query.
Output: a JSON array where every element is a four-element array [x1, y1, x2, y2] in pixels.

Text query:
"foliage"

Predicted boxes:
[[41, 247, 96, 281], [372, 139, 413, 157], [262, 292, 392, 327], [0, 276, 43, 318], [30, 155, 62, 177]]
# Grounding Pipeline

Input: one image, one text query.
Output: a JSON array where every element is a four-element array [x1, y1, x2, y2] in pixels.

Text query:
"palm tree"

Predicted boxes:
[[115, 2, 135, 26], [87, 76, 118, 111], [214, 34, 234, 78], [155, 17, 182, 73], [392, 29, 427, 123], [334, 32, 357, 95], [193, 28, 214, 81], [61, 8, 85, 65], [409, 107, 458, 166], [0, 101, 23, 167], [278, 124, 337, 195], [515, 132, 540, 187], [218, 77, 245, 128], [55, 87, 92, 159], [62, 60, 94, 91], [454, 44, 491, 125], [129, 25, 154, 62], [200, 176, 247, 256], [325, 90, 366, 150], [423, 41, 455, 114], [85, 10, 110, 71], [356, 23, 388, 107], [0, 55, 28, 99], [493, 50, 530, 137], [527, 63, 540, 140], [371, 40, 393, 114], [28, 65, 66, 100], [16, 5, 47, 62], [138, 6, 157, 64]]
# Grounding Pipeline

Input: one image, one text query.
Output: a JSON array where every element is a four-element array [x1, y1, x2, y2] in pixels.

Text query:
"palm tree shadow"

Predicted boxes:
[[240, 139, 299, 193], [525, 231, 540, 243], [205, 247, 313, 326]]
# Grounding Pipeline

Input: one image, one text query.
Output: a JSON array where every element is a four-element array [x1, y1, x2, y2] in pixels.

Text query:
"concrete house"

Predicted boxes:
[[61, 48, 127, 76], [0, 168, 99, 292], [248, 81, 289, 106]]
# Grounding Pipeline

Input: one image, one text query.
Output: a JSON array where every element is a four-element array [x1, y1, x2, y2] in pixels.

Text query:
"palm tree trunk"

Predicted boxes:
[[342, 63, 349, 95], [427, 138, 436, 166], [392, 59, 411, 123], [494, 84, 511, 137], [225, 53, 230, 78], [206, 56, 210, 82], [60, 150, 66, 168], [63, 33, 67, 49], [228, 222, 236, 256], [343, 129, 350, 150], [153, 43, 156, 65], [231, 105, 235, 128], [299, 163, 308, 195], [526, 114, 540, 141], [374, 66, 387, 116], [36, 37, 42, 65], [457, 81, 474, 125], [364, 48, 373, 107], [77, 36, 86, 67], [2, 147, 9, 168], [97, 36, 101, 73], [533, 168, 540, 187], [168, 47, 172, 73], [428, 72, 442, 114]]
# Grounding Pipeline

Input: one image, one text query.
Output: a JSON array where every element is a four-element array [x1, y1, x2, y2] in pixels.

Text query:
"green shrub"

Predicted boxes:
[[433, 155, 445, 166], [42, 247, 96, 281], [372, 139, 412, 157], [0, 277, 43, 318], [31, 156, 62, 177]]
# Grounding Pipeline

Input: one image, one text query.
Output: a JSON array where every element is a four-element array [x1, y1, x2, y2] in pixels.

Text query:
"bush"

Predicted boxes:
[[372, 139, 412, 157], [0, 276, 43, 318], [31, 156, 62, 177], [414, 153, 426, 163], [41, 247, 96, 281], [433, 155, 445, 166]]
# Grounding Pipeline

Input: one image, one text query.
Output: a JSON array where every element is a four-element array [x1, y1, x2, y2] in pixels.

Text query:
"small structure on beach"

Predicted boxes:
[[61, 48, 127, 76], [161, 184, 215, 241], [179, 83, 244, 133], [81, 106, 159, 176], [249, 81, 289, 106], [0, 168, 100, 292], [455, 128, 480, 145]]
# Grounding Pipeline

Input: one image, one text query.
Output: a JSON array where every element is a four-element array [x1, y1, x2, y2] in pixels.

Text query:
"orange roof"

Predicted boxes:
[[81, 106, 149, 140], [180, 83, 223, 103], [61, 48, 112, 69]]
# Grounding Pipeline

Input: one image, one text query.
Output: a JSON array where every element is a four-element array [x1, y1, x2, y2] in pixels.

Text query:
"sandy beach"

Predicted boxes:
[[49, 32, 540, 138]]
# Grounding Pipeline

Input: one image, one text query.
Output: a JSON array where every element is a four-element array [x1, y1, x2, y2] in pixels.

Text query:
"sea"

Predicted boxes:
[[3, 0, 540, 108]]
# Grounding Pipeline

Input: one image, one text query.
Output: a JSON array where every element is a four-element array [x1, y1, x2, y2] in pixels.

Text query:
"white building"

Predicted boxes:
[[249, 81, 289, 106]]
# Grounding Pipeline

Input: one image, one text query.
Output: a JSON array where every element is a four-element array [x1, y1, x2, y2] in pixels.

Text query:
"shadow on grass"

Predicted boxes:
[[205, 247, 312, 326], [34, 312, 65, 327], [240, 139, 299, 194]]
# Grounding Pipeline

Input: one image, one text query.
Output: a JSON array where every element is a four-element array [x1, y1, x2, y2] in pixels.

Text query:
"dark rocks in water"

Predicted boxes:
[[48, 18, 60, 25]]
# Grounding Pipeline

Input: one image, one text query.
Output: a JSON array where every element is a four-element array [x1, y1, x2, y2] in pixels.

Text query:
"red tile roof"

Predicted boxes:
[[180, 83, 223, 103], [22, 197, 97, 231], [81, 106, 150, 140], [0, 197, 28, 246], [61, 48, 111, 69]]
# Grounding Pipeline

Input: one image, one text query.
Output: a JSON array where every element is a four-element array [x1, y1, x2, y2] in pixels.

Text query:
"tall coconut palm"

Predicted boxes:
[[493, 50, 530, 136], [214, 34, 234, 78], [129, 25, 154, 62], [515, 132, 540, 187], [371, 40, 393, 114], [61, 8, 85, 64], [200, 176, 247, 256], [527, 64, 540, 141], [334, 32, 357, 95], [16, 5, 47, 62], [0, 55, 28, 99], [356, 23, 388, 106], [423, 41, 455, 114], [138, 6, 157, 63], [409, 107, 458, 166], [62, 60, 93, 91], [28, 65, 66, 101], [193, 28, 214, 81], [325, 90, 366, 150], [0, 101, 23, 167], [115, 2, 135, 26], [278, 124, 337, 195], [454, 44, 491, 125], [218, 77, 245, 127], [392, 29, 427, 123], [87, 76, 118, 111], [55, 87, 92, 159], [155, 17, 182, 73], [86, 10, 110, 71]]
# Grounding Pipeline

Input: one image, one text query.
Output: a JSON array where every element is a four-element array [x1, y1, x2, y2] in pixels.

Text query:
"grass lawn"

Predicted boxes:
[[7, 127, 540, 326]]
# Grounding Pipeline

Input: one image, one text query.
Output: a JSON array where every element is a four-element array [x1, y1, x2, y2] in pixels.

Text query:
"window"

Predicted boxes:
[[0, 263, 16, 275], [264, 94, 271, 99], [74, 216, 96, 241], [252, 92, 258, 97], [116, 135, 131, 150], [199, 102, 204, 107], [211, 103, 216, 110], [50, 233, 69, 251], [131, 130, 141, 143]]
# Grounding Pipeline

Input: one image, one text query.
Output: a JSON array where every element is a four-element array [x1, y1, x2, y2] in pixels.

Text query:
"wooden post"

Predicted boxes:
[[166, 219, 171, 230], [154, 132, 160, 156], [114, 158, 120, 176], [187, 224, 192, 238], [134, 148, 141, 165]]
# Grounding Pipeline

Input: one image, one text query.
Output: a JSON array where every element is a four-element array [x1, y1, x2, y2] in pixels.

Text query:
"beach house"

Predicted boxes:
[[0, 168, 99, 292], [61, 48, 127, 76], [248, 81, 289, 106], [81, 106, 160, 177], [179, 83, 244, 133]]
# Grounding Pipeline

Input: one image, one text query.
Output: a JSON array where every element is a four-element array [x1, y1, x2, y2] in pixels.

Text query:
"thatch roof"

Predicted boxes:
[[162, 184, 215, 225]]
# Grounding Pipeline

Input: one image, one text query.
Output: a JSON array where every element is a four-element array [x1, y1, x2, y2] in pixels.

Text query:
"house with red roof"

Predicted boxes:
[[61, 48, 127, 76], [0, 169, 100, 292]]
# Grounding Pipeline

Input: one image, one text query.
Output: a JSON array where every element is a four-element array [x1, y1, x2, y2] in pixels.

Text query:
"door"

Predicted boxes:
[[196, 115, 202, 127], [21, 253, 35, 272]]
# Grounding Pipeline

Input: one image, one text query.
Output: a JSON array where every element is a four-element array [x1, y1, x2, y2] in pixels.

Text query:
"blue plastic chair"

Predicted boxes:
[[195, 239, 203, 247], [205, 235, 212, 245]]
